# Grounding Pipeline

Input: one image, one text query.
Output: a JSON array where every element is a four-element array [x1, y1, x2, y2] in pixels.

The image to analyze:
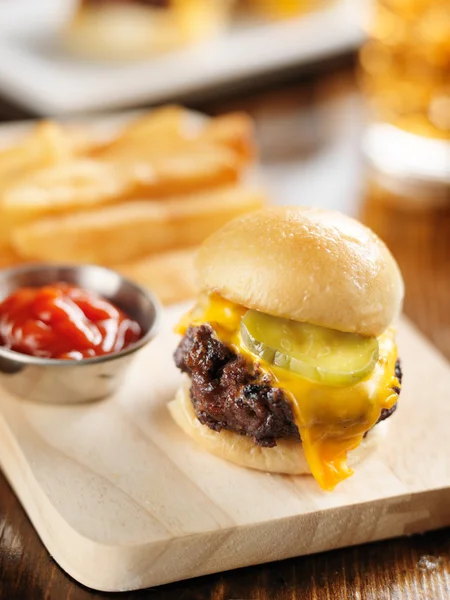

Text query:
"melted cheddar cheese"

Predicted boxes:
[[177, 294, 400, 491]]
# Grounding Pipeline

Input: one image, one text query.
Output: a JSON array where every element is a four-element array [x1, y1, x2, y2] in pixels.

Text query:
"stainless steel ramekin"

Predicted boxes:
[[0, 264, 161, 404]]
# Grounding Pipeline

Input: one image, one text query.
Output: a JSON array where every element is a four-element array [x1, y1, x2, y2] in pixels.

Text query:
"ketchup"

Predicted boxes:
[[0, 283, 142, 360]]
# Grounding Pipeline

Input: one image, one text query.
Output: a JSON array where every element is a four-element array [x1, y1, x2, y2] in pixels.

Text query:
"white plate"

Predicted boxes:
[[0, 0, 366, 115]]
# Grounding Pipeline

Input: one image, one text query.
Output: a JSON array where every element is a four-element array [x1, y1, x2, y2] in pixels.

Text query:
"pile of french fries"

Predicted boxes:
[[0, 106, 267, 305]]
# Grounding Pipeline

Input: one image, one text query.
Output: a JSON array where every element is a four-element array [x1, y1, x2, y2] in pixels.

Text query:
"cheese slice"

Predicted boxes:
[[177, 294, 400, 490]]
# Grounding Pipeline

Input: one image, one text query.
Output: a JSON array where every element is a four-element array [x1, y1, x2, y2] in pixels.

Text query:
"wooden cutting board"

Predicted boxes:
[[0, 305, 449, 592]]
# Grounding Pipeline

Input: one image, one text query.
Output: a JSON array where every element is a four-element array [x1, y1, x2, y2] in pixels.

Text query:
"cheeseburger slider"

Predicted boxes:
[[244, 0, 312, 20], [66, 0, 230, 60], [170, 206, 404, 490]]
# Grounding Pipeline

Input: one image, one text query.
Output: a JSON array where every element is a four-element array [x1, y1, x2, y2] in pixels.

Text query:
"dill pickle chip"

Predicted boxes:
[[240, 310, 379, 386]]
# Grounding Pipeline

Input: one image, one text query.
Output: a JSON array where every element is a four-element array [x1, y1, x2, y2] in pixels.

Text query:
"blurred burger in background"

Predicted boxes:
[[65, 0, 234, 60], [241, 0, 317, 20]]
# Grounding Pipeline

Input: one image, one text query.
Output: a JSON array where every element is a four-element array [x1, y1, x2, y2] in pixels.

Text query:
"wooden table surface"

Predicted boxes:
[[0, 60, 449, 600]]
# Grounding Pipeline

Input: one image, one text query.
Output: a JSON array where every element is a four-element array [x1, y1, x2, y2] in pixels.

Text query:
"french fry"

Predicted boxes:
[[114, 247, 198, 305], [62, 124, 117, 156], [113, 105, 187, 143], [12, 185, 267, 264], [125, 144, 241, 198], [99, 135, 189, 163], [0, 159, 132, 248], [96, 105, 188, 160], [198, 112, 255, 161], [0, 121, 73, 190], [100, 109, 255, 164], [2, 159, 130, 215]]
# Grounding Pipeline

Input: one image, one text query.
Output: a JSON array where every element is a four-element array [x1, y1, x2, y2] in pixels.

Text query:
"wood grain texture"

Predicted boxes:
[[0, 306, 449, 592], [1, 484, 449, 600], [1, 62, 450, 599]]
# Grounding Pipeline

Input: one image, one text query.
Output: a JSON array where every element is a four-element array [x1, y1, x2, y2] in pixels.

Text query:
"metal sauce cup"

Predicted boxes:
[[0, 264, 161, 404]]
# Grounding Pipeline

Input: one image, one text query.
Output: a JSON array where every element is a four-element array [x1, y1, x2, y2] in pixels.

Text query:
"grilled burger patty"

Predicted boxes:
[[174, 324, 402, 448]]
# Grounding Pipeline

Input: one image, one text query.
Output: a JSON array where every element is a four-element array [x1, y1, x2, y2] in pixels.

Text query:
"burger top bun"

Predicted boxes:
[[196, 206, 404, 338], [65, 0, 228, 60]]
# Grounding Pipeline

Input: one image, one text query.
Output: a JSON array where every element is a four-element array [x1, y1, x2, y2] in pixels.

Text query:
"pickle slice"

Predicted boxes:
[[240, 310, 379, 386]]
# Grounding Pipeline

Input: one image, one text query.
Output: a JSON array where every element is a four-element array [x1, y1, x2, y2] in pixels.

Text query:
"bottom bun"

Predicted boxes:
[[168, 381, 390, 476]]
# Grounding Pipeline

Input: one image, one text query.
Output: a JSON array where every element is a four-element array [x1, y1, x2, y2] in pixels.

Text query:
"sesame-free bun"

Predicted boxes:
[[65, 1, 228, 61], [169, 383, 389, 475], [196, 206, 404, 337], [65, 3, 184, 60]]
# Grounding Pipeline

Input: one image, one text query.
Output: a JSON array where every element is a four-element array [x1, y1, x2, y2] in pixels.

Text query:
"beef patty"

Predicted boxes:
[[174, 324, 402, 448]]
